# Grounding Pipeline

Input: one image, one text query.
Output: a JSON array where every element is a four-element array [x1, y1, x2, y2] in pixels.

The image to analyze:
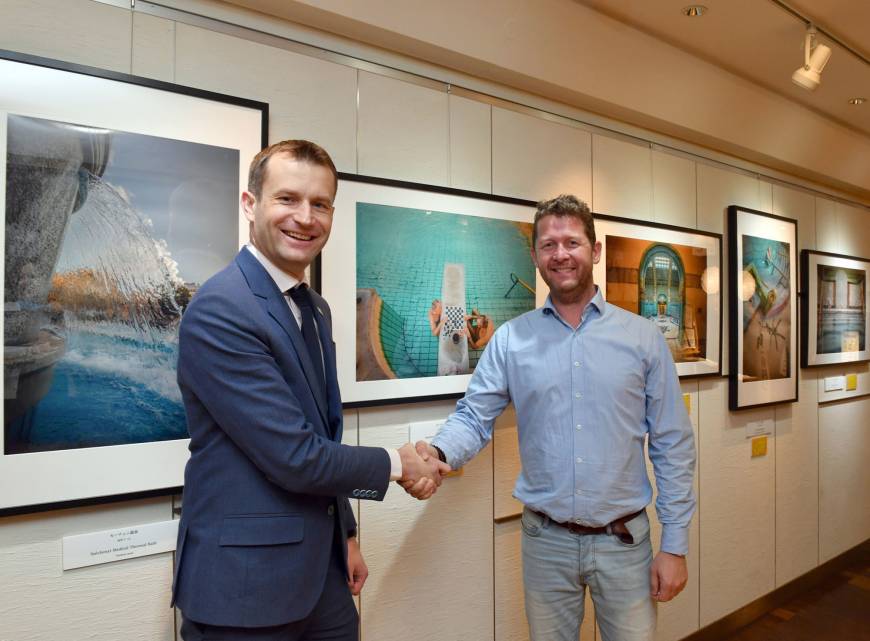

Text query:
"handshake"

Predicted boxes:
[[397, 441, 452, 500]]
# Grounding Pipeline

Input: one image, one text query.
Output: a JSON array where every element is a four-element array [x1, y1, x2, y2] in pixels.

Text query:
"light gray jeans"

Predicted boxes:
[[521, 507, 656, 641]]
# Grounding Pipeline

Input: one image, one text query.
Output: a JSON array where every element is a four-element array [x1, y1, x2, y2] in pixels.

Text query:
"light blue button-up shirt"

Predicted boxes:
[[432, 288, 696, 555]]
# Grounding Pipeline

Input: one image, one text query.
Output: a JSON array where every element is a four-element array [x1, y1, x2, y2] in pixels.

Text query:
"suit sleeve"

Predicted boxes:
[[178, 287, 391, 499]]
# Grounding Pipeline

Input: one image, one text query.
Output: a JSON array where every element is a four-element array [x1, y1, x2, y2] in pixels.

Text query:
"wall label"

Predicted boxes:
[[62, 519, 179, 570], [824, 375, 846, 392]]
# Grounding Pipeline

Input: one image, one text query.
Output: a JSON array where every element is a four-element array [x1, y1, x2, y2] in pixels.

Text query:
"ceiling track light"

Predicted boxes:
[[791, 24, 832, 91], [848, 97, 866, 105], [682, 5, 707, 17]]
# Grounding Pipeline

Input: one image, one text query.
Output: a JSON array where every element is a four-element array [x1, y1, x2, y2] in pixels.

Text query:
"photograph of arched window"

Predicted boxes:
[[592, 215, 722, 378]]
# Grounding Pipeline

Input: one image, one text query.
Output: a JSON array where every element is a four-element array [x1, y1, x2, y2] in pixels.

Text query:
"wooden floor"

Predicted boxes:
[[723, 548, 870, 641]]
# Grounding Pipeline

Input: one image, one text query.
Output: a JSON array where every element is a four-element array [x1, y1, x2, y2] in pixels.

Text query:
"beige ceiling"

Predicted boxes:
[[214, 0, 870, 198], [576, 0, 870, 136]]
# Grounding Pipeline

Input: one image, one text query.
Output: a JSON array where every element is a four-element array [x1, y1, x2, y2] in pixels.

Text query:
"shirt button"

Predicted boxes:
[[576, 457, 583, 463], [575, 519, 583, 524], [576, 424, 582, 430], [575, 489, 582, 495], [327, 505, 335, 515], [574, 361, 580, 367], [575, 392, 582, 399]]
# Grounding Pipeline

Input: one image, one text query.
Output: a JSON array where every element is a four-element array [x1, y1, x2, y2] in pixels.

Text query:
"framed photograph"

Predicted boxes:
[[320, 175, 540, 406], [727, 205, 798, 410], [801, 250, 869, 367], [592, 215, 722, 378], [1, 51, 267, 514]]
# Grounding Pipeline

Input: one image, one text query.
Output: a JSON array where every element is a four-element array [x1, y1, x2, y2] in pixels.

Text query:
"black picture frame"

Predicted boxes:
[[727, 205, 798, 410], [800, 249, 870, 368], [1, 50, 268, 516], [593, 213, 723, 378], [318, 173, 538, 407]]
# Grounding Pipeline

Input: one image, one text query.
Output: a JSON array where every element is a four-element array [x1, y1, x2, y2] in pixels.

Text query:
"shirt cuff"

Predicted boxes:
[[387, 448, 402, 481], [660, 524, 690, 556]]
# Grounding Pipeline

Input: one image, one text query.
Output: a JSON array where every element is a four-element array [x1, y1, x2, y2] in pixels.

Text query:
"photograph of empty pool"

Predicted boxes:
[[356, 202, 535, 381]]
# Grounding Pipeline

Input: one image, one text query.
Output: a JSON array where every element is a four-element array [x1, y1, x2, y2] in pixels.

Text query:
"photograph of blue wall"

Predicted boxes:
[[355, 203, 535, 381], [741, 234, 792, 381], [4, 114, 239, 454]]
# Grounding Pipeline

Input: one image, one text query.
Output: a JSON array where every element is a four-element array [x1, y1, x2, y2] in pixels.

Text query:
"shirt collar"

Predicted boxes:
[[245, 244, 303, 293], [542, 286, 605, 318]]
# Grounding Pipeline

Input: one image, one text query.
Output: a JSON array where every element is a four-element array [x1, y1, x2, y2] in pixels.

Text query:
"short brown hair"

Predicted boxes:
[[247, 139, 338, 198], [532, 194, 595, 247]]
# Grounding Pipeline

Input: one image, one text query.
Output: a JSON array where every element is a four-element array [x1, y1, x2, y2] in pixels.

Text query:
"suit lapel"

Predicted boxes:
[[236, 249, 329, 427]]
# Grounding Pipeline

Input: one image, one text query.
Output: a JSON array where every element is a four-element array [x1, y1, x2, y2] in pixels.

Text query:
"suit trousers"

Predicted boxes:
[[180, 519, 357, 641]]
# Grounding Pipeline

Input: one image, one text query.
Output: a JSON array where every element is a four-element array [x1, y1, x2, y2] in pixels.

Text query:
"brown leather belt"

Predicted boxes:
[[531, 508, 644, 544]]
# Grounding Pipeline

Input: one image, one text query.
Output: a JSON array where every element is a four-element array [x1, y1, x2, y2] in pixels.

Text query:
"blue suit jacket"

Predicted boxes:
[[172, 248, 390, 628]]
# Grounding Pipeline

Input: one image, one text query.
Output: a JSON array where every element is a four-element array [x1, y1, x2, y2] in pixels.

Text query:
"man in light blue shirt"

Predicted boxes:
[[420, 195, 696, 641]]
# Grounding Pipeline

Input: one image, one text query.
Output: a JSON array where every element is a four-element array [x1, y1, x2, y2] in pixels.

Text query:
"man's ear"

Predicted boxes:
[[592, 240, 602, 264], [241, 191, 256, 223]]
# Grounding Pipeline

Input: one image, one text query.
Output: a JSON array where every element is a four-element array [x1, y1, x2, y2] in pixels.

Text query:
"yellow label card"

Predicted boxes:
[[751, 436, 768, 458], [846, 374, 858, 391]]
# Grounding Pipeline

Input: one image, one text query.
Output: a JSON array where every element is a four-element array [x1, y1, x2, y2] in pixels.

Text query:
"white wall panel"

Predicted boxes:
[[132, 13, 175, 83], [814, 198, 839, 254], [592, 134, 651, 221], [771, 184, 816, 253], [697, 164, 765, 235], [358, 402, 493, 641], [819, 396, 870, 563], [0, 498, 175, 641], [358, 71, 449, 185], [698, 379, 775, 626], [0, 0, 131, 73], [834, 203, 870, 259], [758, 180, 773, 215], [774, 372, 819, 587], [175, 23, 358, 172], [493, 406, 523, 520], [449, 94, 491, 193], [648, 381, 700, 641], [492, 107, 592, 202], [814, 199, 870, 258], [652, 150, 696, 229]]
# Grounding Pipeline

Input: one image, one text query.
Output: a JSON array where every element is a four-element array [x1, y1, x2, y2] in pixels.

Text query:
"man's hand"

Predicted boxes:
[[397, 442, 451, 500], [346, 537, 368, 596], [650, 551, 688, 602]]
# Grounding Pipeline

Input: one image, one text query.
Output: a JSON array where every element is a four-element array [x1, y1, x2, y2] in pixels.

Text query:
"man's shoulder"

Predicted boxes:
[[600, 301, 666, 349], [183, 259, 249, 319]]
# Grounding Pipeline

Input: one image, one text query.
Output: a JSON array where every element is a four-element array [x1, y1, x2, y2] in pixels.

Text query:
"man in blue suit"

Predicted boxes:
[[172, 139, 448, 640]]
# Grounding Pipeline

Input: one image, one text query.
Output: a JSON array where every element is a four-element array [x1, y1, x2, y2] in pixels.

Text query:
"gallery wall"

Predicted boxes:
[[1, 1, 869, 640]]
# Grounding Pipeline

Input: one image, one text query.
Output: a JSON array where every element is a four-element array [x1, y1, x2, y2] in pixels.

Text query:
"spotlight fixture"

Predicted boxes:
[[792, 25, 832, 91], [682, 5, 707, 17], [848, 97, 867, 105]]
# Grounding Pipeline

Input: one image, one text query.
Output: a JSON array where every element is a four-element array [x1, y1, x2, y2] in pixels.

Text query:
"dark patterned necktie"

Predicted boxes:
[[288, 285, 326, 401]]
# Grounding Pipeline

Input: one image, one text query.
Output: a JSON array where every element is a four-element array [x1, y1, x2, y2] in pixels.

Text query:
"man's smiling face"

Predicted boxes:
[[242, 153, 336, 280], [531, 214, 601, 304]]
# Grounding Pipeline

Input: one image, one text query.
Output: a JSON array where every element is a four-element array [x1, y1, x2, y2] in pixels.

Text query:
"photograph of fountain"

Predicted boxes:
[[4, 114, 240, 454]]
